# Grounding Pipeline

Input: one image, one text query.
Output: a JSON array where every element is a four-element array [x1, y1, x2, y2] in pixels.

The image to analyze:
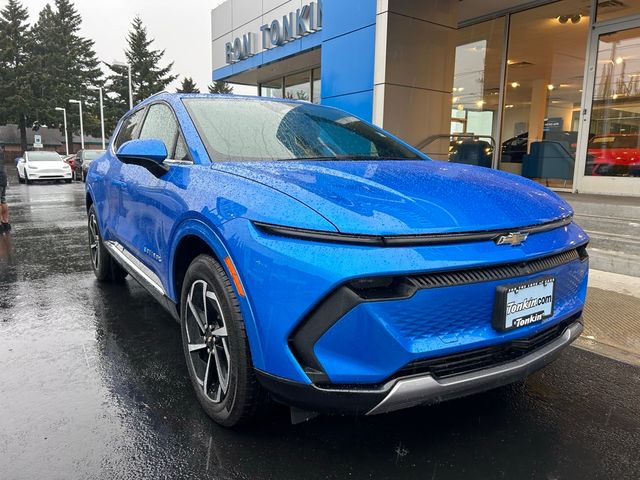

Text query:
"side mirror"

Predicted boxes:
[[116, 139, 169, 174]]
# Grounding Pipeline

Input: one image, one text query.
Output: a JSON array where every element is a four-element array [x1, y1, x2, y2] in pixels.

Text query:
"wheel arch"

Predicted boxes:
[[168, 218, 265, 370], [86, 191, 94, 212]]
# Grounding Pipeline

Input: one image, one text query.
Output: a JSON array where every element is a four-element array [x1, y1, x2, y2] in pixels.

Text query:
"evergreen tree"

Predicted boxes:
[[30, 0, 103, 150], [208, 80, 233, 94], [177, 76, 199, 93], [104, 16, 177, 133], [0, 0, 32, 152]]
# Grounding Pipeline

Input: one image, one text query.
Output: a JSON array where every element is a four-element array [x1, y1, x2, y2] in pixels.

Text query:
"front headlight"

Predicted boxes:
[[27, 164, 37, 170]]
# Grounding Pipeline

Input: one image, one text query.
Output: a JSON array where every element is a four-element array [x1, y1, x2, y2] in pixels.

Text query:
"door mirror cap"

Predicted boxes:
[[116, 139, 169, 174]]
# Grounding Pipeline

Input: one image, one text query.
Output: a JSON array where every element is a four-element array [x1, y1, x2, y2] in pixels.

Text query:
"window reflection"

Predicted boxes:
[[500, 0, 589, 188], [259, 68, 321, 104], [450, 18, 504, 168], [587, 28, 640, 177]]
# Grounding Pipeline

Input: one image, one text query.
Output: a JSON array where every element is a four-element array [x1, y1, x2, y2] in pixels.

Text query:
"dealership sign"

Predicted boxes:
[[225, 1, 322, 64]]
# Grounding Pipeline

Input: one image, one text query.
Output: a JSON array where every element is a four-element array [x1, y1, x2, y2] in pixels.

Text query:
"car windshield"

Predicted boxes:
[[183, 98, 421, 162], [84, 150, 104, 161], [589, 135, 640, 149], [27, 151, 61, 162]]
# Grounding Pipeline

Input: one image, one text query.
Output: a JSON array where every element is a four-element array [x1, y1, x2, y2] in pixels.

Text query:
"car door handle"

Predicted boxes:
[[111, 179, 127, 190]]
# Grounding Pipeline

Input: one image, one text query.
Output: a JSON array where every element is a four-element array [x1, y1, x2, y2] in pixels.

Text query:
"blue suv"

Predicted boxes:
[[86, 93, 589, 426]]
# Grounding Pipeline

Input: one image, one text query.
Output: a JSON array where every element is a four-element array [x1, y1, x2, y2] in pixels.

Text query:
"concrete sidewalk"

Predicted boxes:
[[577, 269, 640, 366]]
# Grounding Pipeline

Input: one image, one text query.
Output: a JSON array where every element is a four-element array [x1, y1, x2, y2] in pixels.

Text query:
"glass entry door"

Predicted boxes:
[[576, 21, 640, 196]]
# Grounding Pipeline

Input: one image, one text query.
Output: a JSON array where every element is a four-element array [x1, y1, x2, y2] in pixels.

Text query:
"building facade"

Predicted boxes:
[[212, 0, 640, 197], [0, 124, 105, 163]]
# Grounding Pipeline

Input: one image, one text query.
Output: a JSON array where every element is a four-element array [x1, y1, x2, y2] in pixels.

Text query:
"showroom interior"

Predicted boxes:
[[211, 0, 640, 197]]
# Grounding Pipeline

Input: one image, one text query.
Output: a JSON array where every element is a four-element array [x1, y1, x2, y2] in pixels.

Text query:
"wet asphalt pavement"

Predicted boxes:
[[0, 167, 639, 480]]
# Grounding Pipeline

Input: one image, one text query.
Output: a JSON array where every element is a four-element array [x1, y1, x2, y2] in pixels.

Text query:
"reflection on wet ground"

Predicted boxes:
[[1, 169, 639, 479]]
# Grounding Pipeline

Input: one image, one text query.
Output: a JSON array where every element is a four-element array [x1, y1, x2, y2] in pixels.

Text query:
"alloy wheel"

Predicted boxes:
[[185, 279, 231, 403], [88, 213, 100, 270]]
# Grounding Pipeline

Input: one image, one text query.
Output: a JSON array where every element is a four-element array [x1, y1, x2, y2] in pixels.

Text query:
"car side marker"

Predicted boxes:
[[224, 256, 246, 297]]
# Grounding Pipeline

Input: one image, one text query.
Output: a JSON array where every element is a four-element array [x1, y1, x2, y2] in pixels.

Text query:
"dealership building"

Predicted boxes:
[[211, 0, 640, 197]]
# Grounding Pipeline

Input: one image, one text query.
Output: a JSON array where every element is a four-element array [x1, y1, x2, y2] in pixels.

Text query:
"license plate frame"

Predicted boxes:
[[493, 276, 555, 332]]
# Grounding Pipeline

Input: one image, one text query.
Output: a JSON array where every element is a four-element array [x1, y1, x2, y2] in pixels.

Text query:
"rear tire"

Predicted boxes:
[[88, 205, 128, 282], [24, 171, 31, 185], [180, 254, 265, 426]]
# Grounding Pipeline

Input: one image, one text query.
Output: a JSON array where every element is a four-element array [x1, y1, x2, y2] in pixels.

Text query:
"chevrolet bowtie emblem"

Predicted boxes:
[[494, 231, 529, 246]]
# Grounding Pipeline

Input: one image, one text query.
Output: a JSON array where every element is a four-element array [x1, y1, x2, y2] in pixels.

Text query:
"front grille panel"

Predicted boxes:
[[409, 248, 581, 290], [393, 313, 580, 380]]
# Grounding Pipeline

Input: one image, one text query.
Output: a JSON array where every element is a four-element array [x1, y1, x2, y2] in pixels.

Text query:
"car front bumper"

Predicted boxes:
[[219, 218, 589, 386], [26, 171, 72, 179], [256, 316, 583, 415]]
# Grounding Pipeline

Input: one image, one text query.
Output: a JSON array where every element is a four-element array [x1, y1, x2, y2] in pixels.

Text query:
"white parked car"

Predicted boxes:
[[17, 151, 73, 184]]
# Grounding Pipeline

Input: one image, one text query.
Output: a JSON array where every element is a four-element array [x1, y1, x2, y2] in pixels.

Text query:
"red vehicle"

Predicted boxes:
[[62, 154, 76, 176], [587, 134, 640, 176]]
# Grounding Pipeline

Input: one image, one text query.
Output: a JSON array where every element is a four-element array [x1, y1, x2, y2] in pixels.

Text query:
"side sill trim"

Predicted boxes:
[[104, 240, 179, 321], [366, 320, 583, 415]]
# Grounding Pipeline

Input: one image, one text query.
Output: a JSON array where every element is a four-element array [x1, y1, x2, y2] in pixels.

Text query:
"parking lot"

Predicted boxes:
[[1, 170, 639, 480]]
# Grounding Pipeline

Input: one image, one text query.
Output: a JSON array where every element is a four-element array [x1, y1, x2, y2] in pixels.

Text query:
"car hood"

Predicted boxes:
[[211, 160, 573, 235]]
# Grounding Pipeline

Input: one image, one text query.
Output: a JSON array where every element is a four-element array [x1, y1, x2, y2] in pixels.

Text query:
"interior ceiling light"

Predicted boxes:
[[476, 100, 485, 108], [615, 56, 624, 64], [547, 84, 555, 90], [557, 14, 582, 24], [505, 104, 514, 109], [511, 82, 520, 88], [457, 103, 464, 111], [452, 96, 459, 103]]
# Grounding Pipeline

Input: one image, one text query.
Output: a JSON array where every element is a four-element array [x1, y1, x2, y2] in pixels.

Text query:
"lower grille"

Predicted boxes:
[[393, 313, 581, 380]]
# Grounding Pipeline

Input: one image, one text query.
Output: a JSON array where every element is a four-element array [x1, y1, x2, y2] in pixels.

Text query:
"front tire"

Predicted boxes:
[[24, 171, 32, 185], [17, 171, 24, 184], [180, 254, 265, 426], [88, 205, 128, 282]]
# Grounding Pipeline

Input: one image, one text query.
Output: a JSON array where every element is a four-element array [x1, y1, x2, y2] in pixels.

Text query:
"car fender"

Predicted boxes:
[[167, 216, 265, 371]]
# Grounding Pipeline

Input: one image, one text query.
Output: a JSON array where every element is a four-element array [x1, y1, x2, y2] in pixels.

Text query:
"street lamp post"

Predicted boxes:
[[69, 99, 84, 150], [54, 107, 69, 155], [113, 60, 133, 109], [88, 86, 105, 149]]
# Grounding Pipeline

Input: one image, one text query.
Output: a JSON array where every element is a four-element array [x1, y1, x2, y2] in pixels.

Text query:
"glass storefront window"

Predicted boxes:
[[260, 68, 321, 103], [586, 27, 640, 177], [284, 71, 311, 101], [260, 78, 283, 98], [450, 18, 504, 168], [500, 0, 590, 188], [312, 68, 321, 104], [597, 0, 640, 22]]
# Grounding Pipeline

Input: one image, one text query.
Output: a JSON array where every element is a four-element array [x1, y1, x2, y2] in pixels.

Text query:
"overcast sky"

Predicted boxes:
[[16, 0, 255, 95]]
